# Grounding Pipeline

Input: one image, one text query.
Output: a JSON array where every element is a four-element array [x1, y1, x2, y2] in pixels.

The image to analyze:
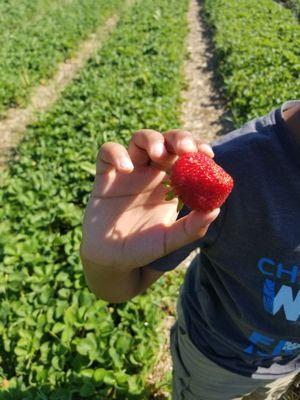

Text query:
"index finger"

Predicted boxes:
[[163, 129, 214, 158]]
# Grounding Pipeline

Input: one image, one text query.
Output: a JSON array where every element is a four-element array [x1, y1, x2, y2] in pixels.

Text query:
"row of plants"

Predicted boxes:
[[0, 0, 189, 398], [203, 0, 300, 127], [0, 0, 123, 118]]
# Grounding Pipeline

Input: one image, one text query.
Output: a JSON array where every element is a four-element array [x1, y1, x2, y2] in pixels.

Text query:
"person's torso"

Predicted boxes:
[[182, 102, 300, 379]]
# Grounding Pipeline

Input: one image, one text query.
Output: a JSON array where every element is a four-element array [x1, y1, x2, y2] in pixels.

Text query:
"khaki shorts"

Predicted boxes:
[[170, 290, 299, 400]]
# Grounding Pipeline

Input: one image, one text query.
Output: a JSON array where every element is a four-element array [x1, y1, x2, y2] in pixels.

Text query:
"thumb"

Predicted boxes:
[[164, 208, 220, 255]]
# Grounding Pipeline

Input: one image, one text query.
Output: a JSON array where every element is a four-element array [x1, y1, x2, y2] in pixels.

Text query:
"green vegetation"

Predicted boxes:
[[0, 0, 59, 35], [279, 0, 300, 19], [0, 0, 189, 398], [0, 0, 123, 117], [204, 0, 300, 126]]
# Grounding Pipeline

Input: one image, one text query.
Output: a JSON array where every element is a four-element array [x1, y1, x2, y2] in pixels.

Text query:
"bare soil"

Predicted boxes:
[[180, 0, 233, 141]]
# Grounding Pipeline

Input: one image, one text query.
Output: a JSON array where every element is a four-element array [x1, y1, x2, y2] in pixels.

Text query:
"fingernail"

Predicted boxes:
[[119, 156, 133, 170], [152, 142, 166, 158], [181, 138, 197, 152], [200, 144, 214, 157]]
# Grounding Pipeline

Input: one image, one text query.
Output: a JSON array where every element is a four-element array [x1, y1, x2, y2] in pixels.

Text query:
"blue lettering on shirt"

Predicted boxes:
[[258, 257, 299, 284], [241, 258, 300, 359], [258, 257, 300, 322], [263, 279, 300, 321], [263, 279, 275, 314], [244, 331, 300, 357], [272, 285, 300, 322]]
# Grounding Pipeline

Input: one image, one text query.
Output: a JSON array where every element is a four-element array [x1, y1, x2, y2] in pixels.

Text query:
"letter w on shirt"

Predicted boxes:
[[263, 279, 300, 322]]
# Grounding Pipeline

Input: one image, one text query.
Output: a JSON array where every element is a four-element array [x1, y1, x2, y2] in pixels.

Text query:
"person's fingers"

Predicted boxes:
[[96, 130, 214, 175], [127, 129, 168, 166], [163, 130, 197, 154], [164, 208, 220, 254], [163, 130, 214, 158], [195, 138, 215, 158], [96, 142, 134, 174]]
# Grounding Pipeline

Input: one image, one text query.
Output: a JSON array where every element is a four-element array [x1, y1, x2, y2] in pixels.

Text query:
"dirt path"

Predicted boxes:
[[180, 0, 233, 140], [0, 0, 134, 168], [147, 0, 232, 398]]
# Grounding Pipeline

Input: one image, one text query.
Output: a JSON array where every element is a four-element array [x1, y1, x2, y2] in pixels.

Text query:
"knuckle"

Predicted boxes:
[[131, 130, 145, 143], [179, 130, 194, 137], [99, 141, 115, 155], [179, 131, 195, 141], [98, 142, 121, 161], [132, 129, 162, 146], [133, 129, 157, 138], [166, 129, 193, 138], [165, 130, 196, 147], [132, 130, 142, 138], [98, 146, 110, 160]]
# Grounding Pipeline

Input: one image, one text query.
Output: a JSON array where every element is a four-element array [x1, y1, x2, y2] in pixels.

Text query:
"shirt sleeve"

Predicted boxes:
[[147, 203, 227, 272]]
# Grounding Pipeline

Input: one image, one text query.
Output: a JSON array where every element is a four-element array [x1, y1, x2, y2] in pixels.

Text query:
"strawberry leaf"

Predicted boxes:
[[165, 190, 176, 201], [177, 198, 184, 213], [162, 180, 171, 189]]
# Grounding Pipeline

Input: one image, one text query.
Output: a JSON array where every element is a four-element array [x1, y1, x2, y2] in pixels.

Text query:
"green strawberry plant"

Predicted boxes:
[[0, 0, 123, 118], [0, 0, 189, 398], [203, 0, 300, 127]]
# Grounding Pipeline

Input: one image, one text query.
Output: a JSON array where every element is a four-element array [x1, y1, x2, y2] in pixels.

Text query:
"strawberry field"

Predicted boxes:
[[204, 0, 300, 126], [0, 0, 123, 117], [0, 0, 300, 399], [0, 0, 189, 398]]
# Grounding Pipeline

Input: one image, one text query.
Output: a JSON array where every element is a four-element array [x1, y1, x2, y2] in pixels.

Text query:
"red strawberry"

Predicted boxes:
[[165, 152, 234, 212]]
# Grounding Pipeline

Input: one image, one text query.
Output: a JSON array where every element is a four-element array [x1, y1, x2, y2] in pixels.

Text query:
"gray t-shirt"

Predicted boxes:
[[149, 100, 300, 379]]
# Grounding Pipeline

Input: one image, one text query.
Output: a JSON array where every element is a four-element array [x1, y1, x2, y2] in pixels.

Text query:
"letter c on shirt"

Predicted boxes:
[[258, 257, 275, 276]]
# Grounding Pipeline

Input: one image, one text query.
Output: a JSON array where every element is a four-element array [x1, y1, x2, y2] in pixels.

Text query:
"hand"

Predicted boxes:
[[80, 129, 220, 273]]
